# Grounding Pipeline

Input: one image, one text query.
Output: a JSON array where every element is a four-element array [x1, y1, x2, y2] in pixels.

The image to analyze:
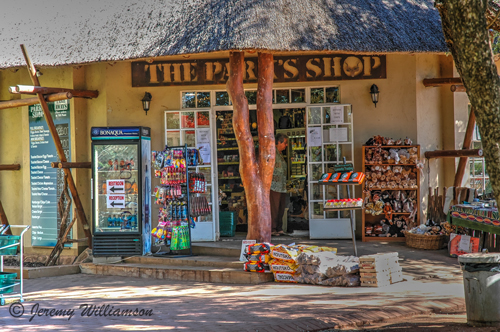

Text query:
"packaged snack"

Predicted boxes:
[[245, 243, 272, 255], [244, 261, 271, 273], [320, 173, 332, 182], [270, 244, 300, 263], [269, 259, 298, 274], [328, 172, 342, 182], [273, 272, 297, 283], [245, 253, 271, 264]]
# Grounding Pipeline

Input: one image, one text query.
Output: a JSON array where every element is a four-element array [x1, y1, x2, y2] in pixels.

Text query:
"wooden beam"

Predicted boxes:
[[51, 162, 91, 169], [424, 149, 482, 159], [21, 45, 92, 249], [10, 85, 98, 99], [0, 164, 20, 171], [451, 85, 467, 92], [454, 107, 477, 187], [423, 77, 463, 87], [0, 92, 72, 110]]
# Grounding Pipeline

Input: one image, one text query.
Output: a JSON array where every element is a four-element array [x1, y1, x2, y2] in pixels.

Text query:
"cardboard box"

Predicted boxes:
[[449, 233, 480, 257]]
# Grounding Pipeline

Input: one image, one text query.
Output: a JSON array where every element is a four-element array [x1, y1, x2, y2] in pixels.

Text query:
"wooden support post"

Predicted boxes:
[[50, 162, 91, 169], [21, 45, 92, 248], [450, 85, 467, 92], [9, 85, 98, 99], [0, 92, 72, 110], [0, 200, 12, 235], [423, 77, 463, 87], [0, 164, 21, 171], [454, 108, 477, 188], [424, 149, 482, 159]]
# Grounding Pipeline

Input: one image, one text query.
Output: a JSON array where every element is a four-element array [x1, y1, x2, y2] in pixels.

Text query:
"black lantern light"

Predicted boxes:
[[370, 84, 379, 107], [142, 92, 152, 115]]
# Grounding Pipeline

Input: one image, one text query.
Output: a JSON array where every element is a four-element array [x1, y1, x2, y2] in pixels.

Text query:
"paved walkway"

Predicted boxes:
[[0, 240, 469, 331]]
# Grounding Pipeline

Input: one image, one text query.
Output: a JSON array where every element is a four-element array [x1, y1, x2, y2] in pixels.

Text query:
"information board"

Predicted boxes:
[[29, 100, 71, 247]]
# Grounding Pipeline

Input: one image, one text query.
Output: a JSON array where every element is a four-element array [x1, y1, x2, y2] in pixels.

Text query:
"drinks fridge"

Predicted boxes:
[[91, 126, 151, 256]]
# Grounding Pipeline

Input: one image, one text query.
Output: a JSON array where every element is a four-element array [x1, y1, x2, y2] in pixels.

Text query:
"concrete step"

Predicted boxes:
[[3, 265, 80, 279], [191, 244, 241, 257], [125, 255, 242, 269], [80, 262, 274, 284]]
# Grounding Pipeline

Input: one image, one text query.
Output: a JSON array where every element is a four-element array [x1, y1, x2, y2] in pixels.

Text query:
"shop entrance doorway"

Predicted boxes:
[[167, 87, 351, 241]]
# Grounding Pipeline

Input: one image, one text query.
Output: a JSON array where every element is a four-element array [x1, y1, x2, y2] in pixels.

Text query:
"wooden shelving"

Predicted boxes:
[[362, 144, 420, 242]]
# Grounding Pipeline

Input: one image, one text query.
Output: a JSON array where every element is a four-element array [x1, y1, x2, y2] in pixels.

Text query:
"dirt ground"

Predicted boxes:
[[333, 312, 500, 331]]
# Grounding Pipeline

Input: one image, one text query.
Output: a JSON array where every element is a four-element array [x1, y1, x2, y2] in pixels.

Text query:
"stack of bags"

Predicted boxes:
[[268, 244, 302, 283], [295, 251, 360, 286], [243, 243, 272, 273], [359, 252, 403, 287]]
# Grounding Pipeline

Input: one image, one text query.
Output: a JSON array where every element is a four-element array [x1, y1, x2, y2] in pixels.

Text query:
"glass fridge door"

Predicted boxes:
[[94, 143, 140, 233]]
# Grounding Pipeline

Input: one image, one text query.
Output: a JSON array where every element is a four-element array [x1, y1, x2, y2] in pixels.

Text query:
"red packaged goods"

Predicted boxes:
[[320, 173, 332, 182], [328, 173, 342, 182], [245, 253, 271, 264], [339, 172, 352, 182], [245, 243, 272, 255], [348, 172, 365, 184], [244, 261, 270, 273]]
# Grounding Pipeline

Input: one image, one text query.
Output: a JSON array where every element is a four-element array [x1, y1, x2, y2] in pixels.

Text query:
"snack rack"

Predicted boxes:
[[0, 225, 31, 305], [152, 144, 195, 257], [318, 159, 363, 256]]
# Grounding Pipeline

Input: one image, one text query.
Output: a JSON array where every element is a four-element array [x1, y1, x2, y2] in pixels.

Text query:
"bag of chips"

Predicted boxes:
[[245, 243, 272, 255], [270, 244, 300, 263], [269, 259, 298, 274], [244, 261, 270, 273], [273, 272, 297, 283], [245, 253, 271, 264]]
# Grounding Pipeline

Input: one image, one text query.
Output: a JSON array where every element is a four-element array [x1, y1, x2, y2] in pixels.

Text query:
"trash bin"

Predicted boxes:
[[458, 253, 500, 327]]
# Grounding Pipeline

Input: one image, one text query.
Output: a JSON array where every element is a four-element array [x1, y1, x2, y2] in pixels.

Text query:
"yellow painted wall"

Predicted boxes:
[[0, 51, 470, 250], [0, 69, 28, 236]]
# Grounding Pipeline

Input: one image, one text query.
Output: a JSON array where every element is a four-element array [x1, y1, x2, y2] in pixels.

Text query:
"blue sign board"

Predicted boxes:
[[29, 101, 71, 247]]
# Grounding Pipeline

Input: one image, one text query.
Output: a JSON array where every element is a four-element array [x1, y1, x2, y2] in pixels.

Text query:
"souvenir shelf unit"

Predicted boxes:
[[216, 110, 254, 223], [362, 141, 420, 242]]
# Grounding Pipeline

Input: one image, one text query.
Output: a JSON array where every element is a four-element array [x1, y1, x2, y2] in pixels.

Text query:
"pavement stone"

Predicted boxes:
[[0, 271, 465, 332], [0, 239, 469, 331]]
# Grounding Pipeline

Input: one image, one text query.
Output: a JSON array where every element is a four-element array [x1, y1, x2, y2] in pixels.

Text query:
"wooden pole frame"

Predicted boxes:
[[9, 85, 98, 99], [424, 149, 482, 159], [454, 107, 477, 187], [0, 92, 72, 110], [20, 45, 92, 248]]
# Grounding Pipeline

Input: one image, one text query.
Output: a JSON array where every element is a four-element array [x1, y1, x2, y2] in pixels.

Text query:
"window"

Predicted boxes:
[[469, 123, 491, 196]]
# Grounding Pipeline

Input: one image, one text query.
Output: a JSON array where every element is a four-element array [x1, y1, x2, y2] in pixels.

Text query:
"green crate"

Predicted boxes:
[[0, 235, 19, 256], [219, 211, 236, 237], [0, 272, 17, 294]]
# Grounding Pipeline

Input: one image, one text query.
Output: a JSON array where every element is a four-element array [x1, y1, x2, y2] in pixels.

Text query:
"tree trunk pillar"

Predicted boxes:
[[227, 51, 275, 243]]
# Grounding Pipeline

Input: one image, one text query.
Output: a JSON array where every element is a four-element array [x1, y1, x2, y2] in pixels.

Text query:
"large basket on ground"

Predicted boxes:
[[405, 232, 446, 250]]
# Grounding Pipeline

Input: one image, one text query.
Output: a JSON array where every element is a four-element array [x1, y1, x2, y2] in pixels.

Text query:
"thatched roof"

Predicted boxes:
[[0, 0, 447, 69]]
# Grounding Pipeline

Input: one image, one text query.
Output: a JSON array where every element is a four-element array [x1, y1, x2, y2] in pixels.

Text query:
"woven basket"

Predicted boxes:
[[405, 232, 446, 250]]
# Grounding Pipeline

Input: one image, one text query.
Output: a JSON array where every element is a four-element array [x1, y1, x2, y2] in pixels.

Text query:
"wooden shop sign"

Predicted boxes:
[[131, 55, 386, 87]]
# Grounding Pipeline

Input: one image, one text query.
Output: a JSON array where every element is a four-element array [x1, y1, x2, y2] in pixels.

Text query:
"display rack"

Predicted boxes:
[[362, 145, 420, 242], [0, 225, 31, 305], [318, 160, 361, 256], [152, 144, 193, 257]]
